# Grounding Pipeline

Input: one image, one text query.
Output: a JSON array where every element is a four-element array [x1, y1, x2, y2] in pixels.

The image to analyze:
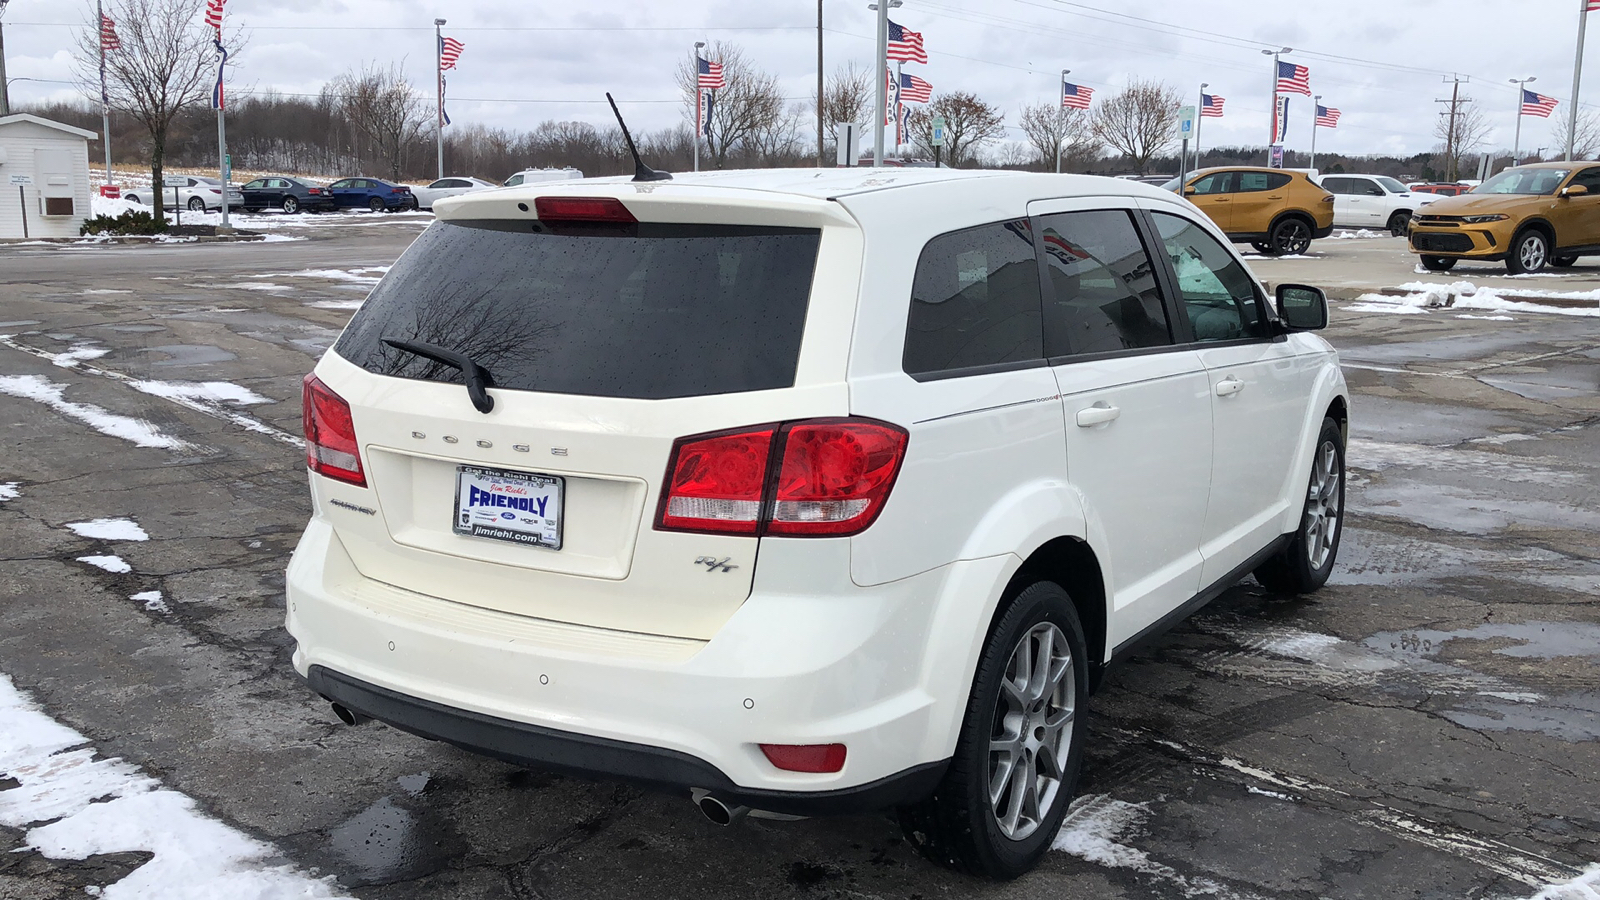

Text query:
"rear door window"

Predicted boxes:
[[902, 219, 1043, 377], [1238, 172, 1291, 192], [335, 220, 822, 400], [1190, 172, 1234, 195], [1152, 212, 1269, 343], [1038, 210, 1172, 357]]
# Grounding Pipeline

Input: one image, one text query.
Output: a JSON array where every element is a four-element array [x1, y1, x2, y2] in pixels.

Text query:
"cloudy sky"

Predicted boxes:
[[2, 0, 1591, 158]]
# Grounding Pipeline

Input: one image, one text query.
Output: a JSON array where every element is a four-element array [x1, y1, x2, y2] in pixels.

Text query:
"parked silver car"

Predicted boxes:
[[124, 175, 244, 212]]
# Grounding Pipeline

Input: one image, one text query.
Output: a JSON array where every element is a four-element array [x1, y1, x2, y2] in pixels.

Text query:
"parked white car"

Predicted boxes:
[[287, 169, 1349, 878], [124, 175, 243, 212], [1318, 173, 1437, 234], [502, 166, 582, 187], [411, 176, 497, 211]]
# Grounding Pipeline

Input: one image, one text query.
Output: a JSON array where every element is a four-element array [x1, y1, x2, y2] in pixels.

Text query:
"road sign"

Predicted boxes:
[[9, 175, 33, 186], [224, 154, 232, 181], [931, 116, 946, 147], [1178, 105, 1196, 137]]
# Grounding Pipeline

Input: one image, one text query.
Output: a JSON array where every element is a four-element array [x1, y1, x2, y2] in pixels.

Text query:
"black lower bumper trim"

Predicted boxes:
[[304, 666, 948, 817]]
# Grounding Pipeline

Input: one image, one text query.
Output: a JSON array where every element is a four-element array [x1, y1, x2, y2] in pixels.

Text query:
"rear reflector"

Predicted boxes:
[[302, 374, 366, 487], [534, 196, 638, 223], [760, 743, 847, 773], [655, 418, 907, 538]]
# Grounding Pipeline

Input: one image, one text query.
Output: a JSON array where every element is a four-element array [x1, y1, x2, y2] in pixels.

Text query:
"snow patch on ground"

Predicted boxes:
[[1414, 264, 1584, 279], [0, 673, 350, 899], [267, 267, 388, 285], [1527, 864, 1600, 899], [130, 380, 271, 406], [81, 289, 133, 295], [77, 555, 132, 574], [0, 375, 189, 450], [49, 344, 110, 368], [131, 590, 169, 613], [309, 299, 365, 310], [65, 518, 149, 541], [1246, 785, 1295, 801], [0, 482, 19, 502], [1053, 795, 1252, 898], [1334, 229, 1389, 239], [1457, 313, 1515, 321], [1349, 281, 1600, 317]]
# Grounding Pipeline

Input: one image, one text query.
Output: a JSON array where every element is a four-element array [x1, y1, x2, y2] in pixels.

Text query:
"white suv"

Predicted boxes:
[[1319, 173, 1438, 235], [287, 169, 1349, 878]]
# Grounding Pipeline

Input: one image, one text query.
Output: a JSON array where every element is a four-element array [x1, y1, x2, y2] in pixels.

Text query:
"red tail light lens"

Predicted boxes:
[[768, 420, 908, 536], [534, 196, 638, 223], [302, 374, 366, 487], [760, 743, 847, 773], [656, 427, 777, 534], [655, 418, 907, 538]]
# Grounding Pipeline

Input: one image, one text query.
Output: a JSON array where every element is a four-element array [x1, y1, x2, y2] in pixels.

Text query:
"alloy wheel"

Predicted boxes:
[[1274, 220, 1311, 255], [1519, 233, 1548, 272], [1304, 439, 1342, 570], [283, 197, 299, 214], [989, 621, 1075, 841]]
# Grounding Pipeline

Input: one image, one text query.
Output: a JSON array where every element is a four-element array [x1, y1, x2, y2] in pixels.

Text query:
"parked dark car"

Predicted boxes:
[[328, 177, 418, 212], [239, 177, 337, 214]]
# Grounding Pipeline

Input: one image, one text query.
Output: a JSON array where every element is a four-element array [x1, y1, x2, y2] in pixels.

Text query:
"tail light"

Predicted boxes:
[[535, 196, 637, 223], [655, 418, 907, 538], [302, 375, 366, 487], [760, 743, 847, 773], [308, 188, 323, 195], [208, 189, 222, 195]]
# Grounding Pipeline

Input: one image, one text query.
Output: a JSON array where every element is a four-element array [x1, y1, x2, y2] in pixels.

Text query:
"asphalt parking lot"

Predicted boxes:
[[1, 224, 1597, 899]]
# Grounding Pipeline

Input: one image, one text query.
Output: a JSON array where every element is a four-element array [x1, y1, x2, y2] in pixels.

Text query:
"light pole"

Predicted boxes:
[[1262, 46, 1292, 165], [434, 18, 446, 182], [1056, 69, 1070, 173], [1194, 81, 1208, 177], [868, 0, 901, 167], [0, 0, 13, 118], [1509, 76, 1536, 168]]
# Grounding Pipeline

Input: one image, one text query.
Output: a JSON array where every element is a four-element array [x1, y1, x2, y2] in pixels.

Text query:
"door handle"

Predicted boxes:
[[1215, 377, 1246, 397], [1075, 403, 1121, 427]]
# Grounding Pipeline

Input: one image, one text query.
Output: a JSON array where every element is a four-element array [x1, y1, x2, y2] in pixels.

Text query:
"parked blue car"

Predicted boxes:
[[327, 177, 418, 212]]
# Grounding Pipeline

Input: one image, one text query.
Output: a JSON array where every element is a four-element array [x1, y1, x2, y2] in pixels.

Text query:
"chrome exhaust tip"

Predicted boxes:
[[690, 788, 749, 826], [330, 702, 372, 726]]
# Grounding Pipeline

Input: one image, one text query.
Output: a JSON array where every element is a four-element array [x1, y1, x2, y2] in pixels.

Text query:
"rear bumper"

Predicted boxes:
[[286, 517, 1002, 809]]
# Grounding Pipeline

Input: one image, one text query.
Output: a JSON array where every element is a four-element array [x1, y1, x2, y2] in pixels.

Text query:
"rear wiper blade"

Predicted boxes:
[[382, 338, 496, 414]]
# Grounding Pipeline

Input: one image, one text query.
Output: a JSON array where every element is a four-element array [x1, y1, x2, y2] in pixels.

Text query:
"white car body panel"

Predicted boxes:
[[411, 176, 496, 211], [1323, 173, 1439, 229]]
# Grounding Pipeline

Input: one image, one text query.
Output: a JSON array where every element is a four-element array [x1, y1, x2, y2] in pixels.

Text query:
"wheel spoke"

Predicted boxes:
[[1019, 754, 1042, 827], [1029, 628, 1055, 702], [989, 745, 1017, 807]]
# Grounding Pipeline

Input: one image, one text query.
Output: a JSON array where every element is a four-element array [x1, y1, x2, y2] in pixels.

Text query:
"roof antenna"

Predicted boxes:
[[606, 92, 672, 182]]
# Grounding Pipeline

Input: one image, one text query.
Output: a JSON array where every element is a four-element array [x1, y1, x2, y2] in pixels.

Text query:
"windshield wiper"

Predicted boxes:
[[382, 338, 496, 414]]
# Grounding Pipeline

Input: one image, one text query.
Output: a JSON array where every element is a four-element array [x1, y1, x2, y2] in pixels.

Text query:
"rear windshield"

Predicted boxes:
[[334, 219, 822, 400]]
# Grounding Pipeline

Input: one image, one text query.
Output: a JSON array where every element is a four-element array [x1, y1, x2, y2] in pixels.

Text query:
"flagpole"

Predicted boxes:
[[216, 43, 229, 230], [1263, 47, 1290, 164], [435, 18, 446, 181], [1570, 0, 1587, 161], [1195, 83, 1207, 175], [1309, 94, 1320, 173], [872, 1, 890, 167], [1510, 76, 1536, 167], [694, 41, 704, 173], [895, 60, 902, 155], [98, 1, 111, 188]]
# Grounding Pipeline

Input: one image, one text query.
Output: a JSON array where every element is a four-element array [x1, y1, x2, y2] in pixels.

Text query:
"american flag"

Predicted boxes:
[[1061, 81, 1093, 110], [100, 15, 121, 52], [440, 36, 464, 71], [1201, 93, 1224, 117], [204, 0, 226, 37], [887, 21, 927, 64], [1521, 89, 1559, 118], [697, 56, 725, 90], [1589, 0, 1600, 11], [900, 72, 932, 103], [1276, 61, 1311, 96], [1315, 105, 1341, 127]]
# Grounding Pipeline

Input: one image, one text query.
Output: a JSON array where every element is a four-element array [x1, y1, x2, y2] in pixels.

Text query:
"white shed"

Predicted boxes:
[[0, 114, 98, 240]]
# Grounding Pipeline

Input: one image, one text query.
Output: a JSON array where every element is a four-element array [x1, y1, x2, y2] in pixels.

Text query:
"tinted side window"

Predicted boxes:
[[1351, 178, 1381, 196], [1570, 167, 1600, 192], [1269, 173, 1293, 190], [1237, 172, 1288, 192], [903, 219, 1043, 377], [1152, 212, 1269, 343], [1191, 172, 1233, 195], [1322, 177, 1351, 195], [1039, 210, 1171, 357]]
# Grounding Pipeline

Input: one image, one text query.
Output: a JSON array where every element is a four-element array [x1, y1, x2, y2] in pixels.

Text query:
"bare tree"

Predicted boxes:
[[73, 0, 241, 199], [1434, 102, 1491, 182], [674, 41, 785, 169], [1018, 102, 1099, 172], [332, 62, 430, 181], [906, 92, 1005, 166], [815, 61, 873, 152], [1091, 79, 1181, 174], [1551, 108, 1600, 161]]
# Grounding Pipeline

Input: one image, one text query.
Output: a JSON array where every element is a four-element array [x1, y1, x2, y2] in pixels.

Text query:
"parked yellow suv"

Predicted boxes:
[[1170, 167, 1336, 256], [1409, 161, 1600, 274]]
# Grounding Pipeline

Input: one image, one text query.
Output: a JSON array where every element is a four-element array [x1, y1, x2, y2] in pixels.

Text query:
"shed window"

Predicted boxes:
[[43, 197, 75, 217]]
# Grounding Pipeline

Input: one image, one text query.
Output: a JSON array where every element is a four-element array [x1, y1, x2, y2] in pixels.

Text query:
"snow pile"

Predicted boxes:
[[130, 380, 272, 406], [131, 590, 169, 613], [0, 375, 189, 450], [0, 674, 350, 900], [1335, 229, 1389, 239], [91, 195, 154, 219], [49, 344, 110, 368], [77, 555, 132, 574], [1348, 281, 1600, 317], [1527, 865, 1600, 899], [0, 482, 19, 502], [65, 518, 149, 541]]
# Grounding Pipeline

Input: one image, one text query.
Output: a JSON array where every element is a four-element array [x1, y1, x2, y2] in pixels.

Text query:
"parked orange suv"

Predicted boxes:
[[1170, 167, 1336, 255], [1409, 162, 1600, 274]]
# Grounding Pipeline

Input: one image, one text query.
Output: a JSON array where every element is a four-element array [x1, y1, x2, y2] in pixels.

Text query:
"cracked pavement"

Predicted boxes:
[[0, 231, 1597, 899]]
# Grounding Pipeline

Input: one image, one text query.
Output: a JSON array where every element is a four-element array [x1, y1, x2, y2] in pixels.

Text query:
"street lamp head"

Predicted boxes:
[[695, 41, 705, 50], [1201, 82, 1209, 90], [1061, 68, 1070, 77], [434, 18, 446, 26]]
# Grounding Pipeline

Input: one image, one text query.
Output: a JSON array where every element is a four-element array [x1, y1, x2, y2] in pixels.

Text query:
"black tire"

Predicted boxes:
[[187, 196, 207, 212], [1250, 241, 1273, 254], [1386, 211, 1411, 237], [898, 581, 1089, 880], [1269, 217, 1313, 256], [1420, 255, 1457, 272], [282, 196, 300, 214], [368, 197, 386, 213], [1506, 228, 1550, 275], [124, 193, 141, 205], [1552, 255, 1579, 268], [1254, 417, 1345, 594]]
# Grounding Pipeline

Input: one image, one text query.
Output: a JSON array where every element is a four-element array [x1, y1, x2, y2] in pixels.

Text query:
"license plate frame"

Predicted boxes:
[[452, 464, 564, 550]]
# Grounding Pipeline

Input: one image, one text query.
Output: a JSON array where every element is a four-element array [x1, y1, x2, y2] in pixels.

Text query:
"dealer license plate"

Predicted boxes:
[[452, 465, 564, 550]]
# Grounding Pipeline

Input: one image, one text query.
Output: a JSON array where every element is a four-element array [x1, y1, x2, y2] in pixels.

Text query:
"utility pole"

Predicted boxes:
[[435, 18, 446, 182], [0, 0, 12, 118], [817, 0, 824, 167], [1436, 74, 1470, 182], [1570, 0, 1589, 161], [1509, 76, 1537, 168]]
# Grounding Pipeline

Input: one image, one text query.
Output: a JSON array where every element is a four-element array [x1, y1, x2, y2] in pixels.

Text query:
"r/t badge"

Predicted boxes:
[[694, 556, 737, 573]]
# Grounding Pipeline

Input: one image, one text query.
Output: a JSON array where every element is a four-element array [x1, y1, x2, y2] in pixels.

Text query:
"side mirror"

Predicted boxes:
[[1561, 184, 1590, 198], [1276, 284, 1329, 331], [1183, 186, 1198, 196]]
